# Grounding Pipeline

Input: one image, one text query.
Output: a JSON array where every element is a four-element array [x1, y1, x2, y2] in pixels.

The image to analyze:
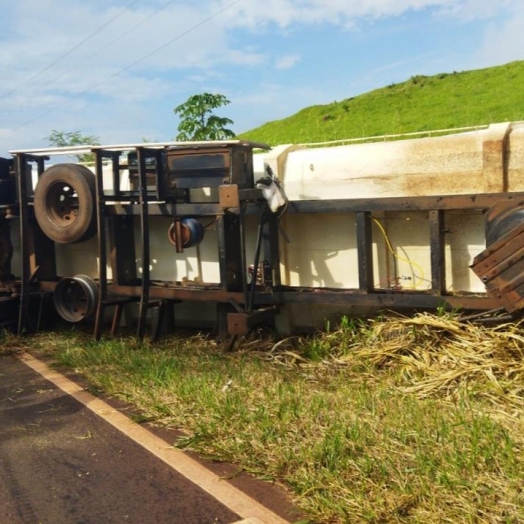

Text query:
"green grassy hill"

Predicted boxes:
[[239, 60, 524, 145]]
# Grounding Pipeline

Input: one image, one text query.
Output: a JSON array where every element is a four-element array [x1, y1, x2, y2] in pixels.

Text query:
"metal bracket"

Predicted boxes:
[[227, 306, 278, 336], [219, 184, 240, 211]]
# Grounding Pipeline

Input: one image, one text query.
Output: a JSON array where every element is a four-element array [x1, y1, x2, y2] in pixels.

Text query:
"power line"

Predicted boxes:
[[13, 0, 243, 132], [32, 0, 180, 96], [0, 0, 143, 102]]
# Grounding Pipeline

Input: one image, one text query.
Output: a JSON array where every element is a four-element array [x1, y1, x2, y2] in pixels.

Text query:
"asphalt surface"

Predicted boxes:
[[0, 354, 299, 524]]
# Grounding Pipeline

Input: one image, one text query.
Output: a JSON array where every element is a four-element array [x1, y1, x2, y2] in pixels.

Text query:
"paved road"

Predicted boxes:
[[0, 355, 297, 524]]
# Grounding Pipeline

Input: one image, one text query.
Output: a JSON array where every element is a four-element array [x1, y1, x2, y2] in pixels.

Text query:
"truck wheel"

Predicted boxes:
[[34, 164, 97, 244], [53, 275, 99, 322], [486, 207, 524, 246]]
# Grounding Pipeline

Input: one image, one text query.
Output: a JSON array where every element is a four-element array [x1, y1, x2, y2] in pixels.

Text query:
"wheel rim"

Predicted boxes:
[[53, 275, 98, 323], [46, 181, 79, 227]]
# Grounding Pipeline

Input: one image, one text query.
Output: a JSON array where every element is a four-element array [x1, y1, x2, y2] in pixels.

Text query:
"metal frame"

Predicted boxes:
[[15, 153, 55, 335], [8, 140, 524, 340]]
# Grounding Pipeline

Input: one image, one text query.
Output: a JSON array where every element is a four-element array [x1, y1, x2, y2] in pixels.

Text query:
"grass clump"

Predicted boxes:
[[7, 312, 524, 523], [0, 329, 24, 356]]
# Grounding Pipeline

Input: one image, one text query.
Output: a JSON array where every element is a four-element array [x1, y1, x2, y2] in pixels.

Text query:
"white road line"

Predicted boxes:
[[20, 353, 290, 524]]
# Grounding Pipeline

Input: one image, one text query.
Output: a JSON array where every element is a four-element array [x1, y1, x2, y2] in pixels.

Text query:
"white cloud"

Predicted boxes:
[[0, 1, 262, 136], [474, 3, 524, 66], [0, 0, 515, 104], [0, 1, 257, 90], [275, 54, 301, 70], [222, 0, 518, 29], [436, 0, 516, 20]]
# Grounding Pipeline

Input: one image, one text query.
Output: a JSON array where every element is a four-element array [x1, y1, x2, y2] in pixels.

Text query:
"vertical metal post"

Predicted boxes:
[[136, 147, 150, 340], [154, 149, 164, 201], [248, 212, 265, 312], [263, 212, 281, 287], [30, 222, 56, 281], [216, 215, 230, 338], [111, 152, 121, 199], [94, 150, 107, 340], [429, 210, 447, 295], [216, 214, 243, 292], [216, 216, 228, 289], [16, 154, 30, 335], [109, 215, 137, 285], [35, 158, 46, 178], [356, 211, 374, 292], [216, 212, 243, 337], [239, 207, 249, 308]]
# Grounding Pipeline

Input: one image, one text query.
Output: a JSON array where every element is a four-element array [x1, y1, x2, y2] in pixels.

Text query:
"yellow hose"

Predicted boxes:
[[372, 217, 427, 289]]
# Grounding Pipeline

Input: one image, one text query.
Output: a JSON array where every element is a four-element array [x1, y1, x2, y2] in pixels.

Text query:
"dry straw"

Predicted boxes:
[[351, 313, 524, 408], [250, 312, 524, 416]]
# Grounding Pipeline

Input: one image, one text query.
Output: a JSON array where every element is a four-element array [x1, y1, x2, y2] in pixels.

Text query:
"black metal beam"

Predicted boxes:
[[36, 279, 500, 311], [109, 215, 137, 285], [136, 147, 152, 340], [94, 150, 108, 340], [106, 284, 503, 311], [16, 154, 30, 335], [356, 211, 374, 292], [111, 152, 122, 200], [429, 210, 447, 294], [263, 213, 282, 287]]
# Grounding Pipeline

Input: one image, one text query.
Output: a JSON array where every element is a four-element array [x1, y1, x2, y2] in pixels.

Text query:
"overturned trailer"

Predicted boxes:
[[2, 121, 524, 340]]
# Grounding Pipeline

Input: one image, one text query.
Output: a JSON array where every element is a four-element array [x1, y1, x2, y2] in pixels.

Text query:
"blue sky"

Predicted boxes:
[[0, 0, 522, 157]]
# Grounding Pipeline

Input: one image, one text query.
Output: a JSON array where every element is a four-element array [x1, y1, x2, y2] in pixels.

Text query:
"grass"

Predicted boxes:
[[239, 60, 524, 145], [6, 312, 524, 523], [0, 332, 24, 357]]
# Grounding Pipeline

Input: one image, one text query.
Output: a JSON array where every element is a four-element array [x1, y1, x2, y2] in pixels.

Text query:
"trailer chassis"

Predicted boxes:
[[4, 144, 522, 340]]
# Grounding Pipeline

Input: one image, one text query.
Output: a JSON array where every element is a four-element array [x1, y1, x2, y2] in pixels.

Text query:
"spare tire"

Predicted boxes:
[[34, 164, 96, 244]]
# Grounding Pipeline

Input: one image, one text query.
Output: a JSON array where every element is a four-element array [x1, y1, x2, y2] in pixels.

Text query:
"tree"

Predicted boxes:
[[46, 130, 100, 164], [173, 93, 235, 141]]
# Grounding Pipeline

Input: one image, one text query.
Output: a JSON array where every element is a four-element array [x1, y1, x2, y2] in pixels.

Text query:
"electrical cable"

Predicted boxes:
[[372, 217, 427, 289], [31, 0, 181, 96], [0, 0, 143, 102], [12, 0, 243, 132]]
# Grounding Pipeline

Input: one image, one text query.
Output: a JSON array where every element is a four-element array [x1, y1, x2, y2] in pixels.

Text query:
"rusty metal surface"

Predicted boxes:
[[219, 184, 240, 210], [227, 307, 278, 336], [37, 280, 501, 312], [429, 210, 447, 294], [287, 192, 524, 214], [96, 193, 524, 217], [482, 122, 511, 193]]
